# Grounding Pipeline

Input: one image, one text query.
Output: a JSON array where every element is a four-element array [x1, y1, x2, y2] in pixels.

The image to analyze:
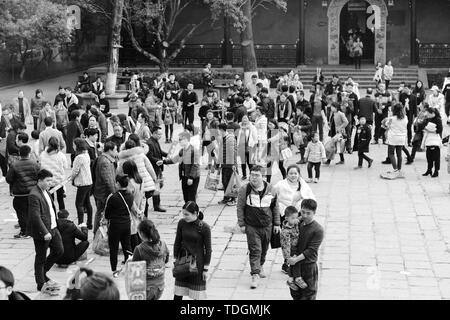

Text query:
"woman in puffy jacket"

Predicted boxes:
[[117, 139, 157, 217], [40, 136, 68, 210]]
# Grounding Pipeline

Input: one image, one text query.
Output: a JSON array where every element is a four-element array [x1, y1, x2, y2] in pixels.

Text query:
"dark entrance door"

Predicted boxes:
[[339, 0, 375, 65]]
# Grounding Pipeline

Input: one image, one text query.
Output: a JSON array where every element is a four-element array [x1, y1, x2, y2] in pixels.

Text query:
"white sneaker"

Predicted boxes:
[[305, 178, 313, 183], [313, 178, 319, 183], [259, 267, 266, 278], [250, 274, 260, 289]]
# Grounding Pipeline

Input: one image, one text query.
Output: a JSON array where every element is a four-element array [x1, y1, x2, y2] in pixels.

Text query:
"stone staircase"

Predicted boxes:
[[297, 65, 419, 89]]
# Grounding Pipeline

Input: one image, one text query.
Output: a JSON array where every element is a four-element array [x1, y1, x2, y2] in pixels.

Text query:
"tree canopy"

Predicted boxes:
[[0, 0, 72, 78]]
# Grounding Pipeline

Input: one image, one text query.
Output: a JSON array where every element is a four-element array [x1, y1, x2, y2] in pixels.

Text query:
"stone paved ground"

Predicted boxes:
[[1, 74, 450, 300]]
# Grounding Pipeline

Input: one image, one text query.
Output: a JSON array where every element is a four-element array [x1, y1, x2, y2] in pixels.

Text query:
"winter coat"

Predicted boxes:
[[132, 240, 170, 293], [118, 147, 156, 192], [40, 150, 68, 187], [93, 152, 117, 200], [6, 158, 40, 196], [355, 124, 372, 153]]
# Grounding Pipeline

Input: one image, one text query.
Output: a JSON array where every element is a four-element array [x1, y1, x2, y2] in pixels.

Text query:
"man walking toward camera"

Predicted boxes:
[[237, 165, 281, 289], [28, 169, 64, 295]]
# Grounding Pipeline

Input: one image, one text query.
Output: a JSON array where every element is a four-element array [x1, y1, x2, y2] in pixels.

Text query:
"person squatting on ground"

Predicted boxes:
[[55, 209, 89, 267], [236, 165, 281, 289]]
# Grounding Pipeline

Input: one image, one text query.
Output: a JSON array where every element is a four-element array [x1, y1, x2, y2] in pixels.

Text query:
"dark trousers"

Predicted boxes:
[[311, 115, 324, 141], [144, 191, 154, 218], [289, 263, 318, 300], [446, 102, 450, 117], [183, 110, 194, 128], [181, 177, 200, 203], [245, 225, 272, 275], [222, 166, 234, 201], [354, 55, 362, 69], [33, 228, 64, 289], [131, 233, 141, 252], [50, 187, 65, 211], [407, 112, 414, 145], [33, 117, 39, 131], [13, 196, 28, 234], [266, 161, 286, 183], [0, 153, 8, 177], [374, 114, 386, 142], [358, 151, 372, 167], [108, 223, 132, 271], [388, 145, 403, 170], [241, 151, 253, 178], [426, 146, 440, 172], [75, 185, 93, 227], [385, 80, 391, 90], [56, 241, 89, 265], [165, 124, 174, 140], [93, 197, 106, 235], [307, 162, 321, 179]]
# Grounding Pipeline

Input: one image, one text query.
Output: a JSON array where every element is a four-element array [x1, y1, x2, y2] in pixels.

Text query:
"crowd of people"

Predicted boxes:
[[1, 65, 449, 300]]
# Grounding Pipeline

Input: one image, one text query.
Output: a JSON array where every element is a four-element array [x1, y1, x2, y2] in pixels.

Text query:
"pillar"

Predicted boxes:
[[409, 0, 418, 65], [297, 0, 306, 66], [222, 15, 233, 68]]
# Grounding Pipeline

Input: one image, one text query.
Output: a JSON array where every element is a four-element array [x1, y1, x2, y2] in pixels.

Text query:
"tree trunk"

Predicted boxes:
[[159, 59, 169, 74], [106, 0, 125, 95], [240, 0, 258, 84], [19, 63, 26, 80]]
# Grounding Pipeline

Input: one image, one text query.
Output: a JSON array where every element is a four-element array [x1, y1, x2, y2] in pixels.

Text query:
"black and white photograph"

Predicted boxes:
[[0, 0, 450, 307]]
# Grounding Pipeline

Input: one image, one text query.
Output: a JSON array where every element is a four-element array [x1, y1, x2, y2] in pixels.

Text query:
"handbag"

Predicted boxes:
[[224, 169, 242, 198], [93, 223, 109, 256], [172, 249, 198, 279], [204, 170, 220, 191], [270, 227, 281, 249]]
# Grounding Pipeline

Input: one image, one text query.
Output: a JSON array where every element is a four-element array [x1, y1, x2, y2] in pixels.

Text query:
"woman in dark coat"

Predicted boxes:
[[173, 201, 211, 300], [105, 174, 133, 276]]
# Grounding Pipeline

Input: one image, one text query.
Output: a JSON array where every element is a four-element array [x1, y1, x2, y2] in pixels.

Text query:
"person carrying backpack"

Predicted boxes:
[[236, 165, 281, 289]]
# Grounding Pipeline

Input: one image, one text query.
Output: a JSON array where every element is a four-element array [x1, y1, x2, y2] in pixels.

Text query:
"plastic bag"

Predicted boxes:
[[224, 170, 243, 198], [324, 138, 337, 160], [93, 224, 109, 256], [204, 170, 220, 191]]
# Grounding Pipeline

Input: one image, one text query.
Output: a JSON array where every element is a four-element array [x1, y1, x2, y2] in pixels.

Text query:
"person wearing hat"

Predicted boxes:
[[428, 86, 445, 112], [126, 92, 142, 118]]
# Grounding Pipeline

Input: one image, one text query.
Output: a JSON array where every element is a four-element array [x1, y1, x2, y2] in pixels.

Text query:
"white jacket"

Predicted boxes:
[[273, 178, 316, 216]]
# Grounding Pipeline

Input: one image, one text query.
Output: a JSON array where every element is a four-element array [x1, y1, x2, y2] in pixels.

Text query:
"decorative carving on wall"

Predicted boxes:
[[327, 0, 388, 65]]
